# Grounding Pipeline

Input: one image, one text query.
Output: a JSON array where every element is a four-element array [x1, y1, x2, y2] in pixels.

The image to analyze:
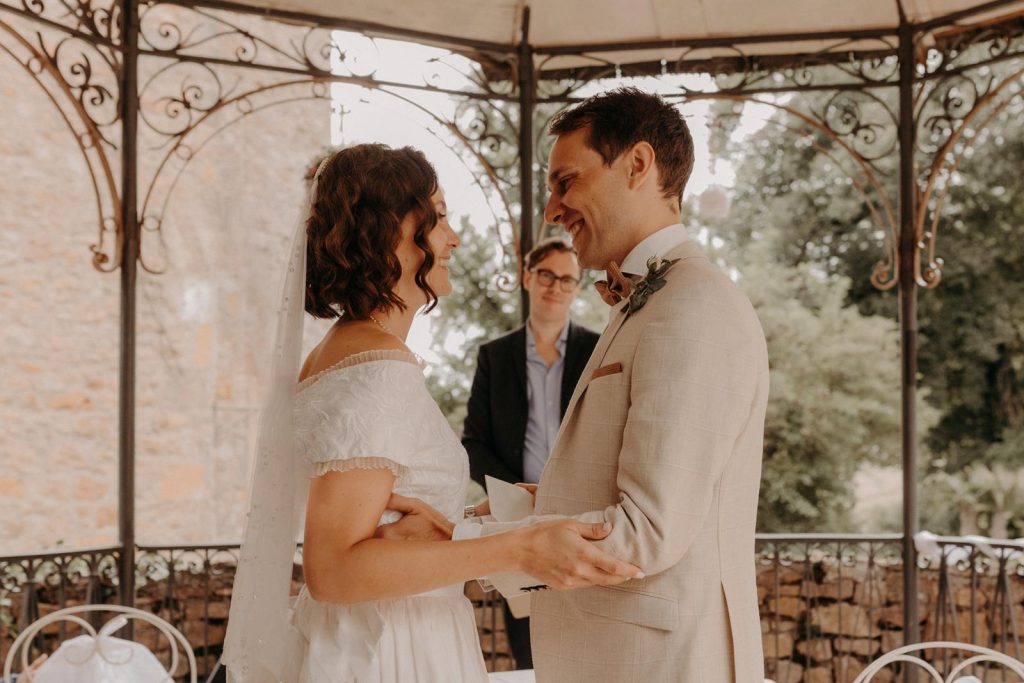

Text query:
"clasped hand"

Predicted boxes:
[[376, 491, 643, 590], [512, 518, 644, 590], [375, 493, 454, 541]]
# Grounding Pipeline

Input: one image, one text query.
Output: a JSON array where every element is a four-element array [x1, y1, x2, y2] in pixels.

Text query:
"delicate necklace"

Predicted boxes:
[[368, 314, 399, 338], [367, 313, 424, 365]]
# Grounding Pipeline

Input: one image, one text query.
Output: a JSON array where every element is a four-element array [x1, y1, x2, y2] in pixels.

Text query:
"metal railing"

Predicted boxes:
[[3, 535, 1024, 680], [756, 534, 905, 682]]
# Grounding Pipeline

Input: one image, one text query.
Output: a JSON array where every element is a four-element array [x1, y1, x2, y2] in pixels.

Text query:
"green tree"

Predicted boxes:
[[425, 215, 520, 431], [709, 237, 930, 530], [713, 82, 1024, 532]]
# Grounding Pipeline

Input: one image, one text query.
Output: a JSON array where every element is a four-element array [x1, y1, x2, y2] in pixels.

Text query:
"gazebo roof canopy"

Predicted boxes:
[[220, 0, 1024, 71]]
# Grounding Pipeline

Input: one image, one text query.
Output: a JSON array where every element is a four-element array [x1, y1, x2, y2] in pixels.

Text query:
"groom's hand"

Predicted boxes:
[[516, 520, 644, 590], [375, 493, 454, 541]]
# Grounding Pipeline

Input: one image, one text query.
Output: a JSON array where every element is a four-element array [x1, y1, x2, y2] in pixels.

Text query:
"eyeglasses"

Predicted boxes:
[[531, 268, 581, 292]]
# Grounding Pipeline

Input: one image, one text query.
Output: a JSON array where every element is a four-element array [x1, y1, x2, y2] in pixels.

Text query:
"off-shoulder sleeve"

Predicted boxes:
[[294, 360, 425, 479]]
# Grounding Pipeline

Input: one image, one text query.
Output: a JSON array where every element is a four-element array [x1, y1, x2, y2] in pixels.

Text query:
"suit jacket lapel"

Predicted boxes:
[[558, 301, 629, 428], [561, 322, 587, 417], [511, 325, 528, 401], [556, 241, 699, 433]]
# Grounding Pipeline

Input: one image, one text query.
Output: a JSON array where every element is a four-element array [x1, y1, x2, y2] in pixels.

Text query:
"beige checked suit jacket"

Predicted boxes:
[[516, 239, 769, 683]]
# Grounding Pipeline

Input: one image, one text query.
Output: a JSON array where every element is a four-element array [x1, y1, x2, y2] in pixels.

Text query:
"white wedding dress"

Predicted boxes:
[[289, 349, 490, 683]]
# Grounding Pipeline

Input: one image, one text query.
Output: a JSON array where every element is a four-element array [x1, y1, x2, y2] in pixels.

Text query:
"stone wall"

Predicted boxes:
[[757, 556, 1020, 683], [0, 39, 331, 552], [4, 554, 1023, 681]]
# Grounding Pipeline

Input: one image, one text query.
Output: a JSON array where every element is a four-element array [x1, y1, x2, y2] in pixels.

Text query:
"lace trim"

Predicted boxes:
[[296, 349, 424, 394], [314, 456, 410, 479]]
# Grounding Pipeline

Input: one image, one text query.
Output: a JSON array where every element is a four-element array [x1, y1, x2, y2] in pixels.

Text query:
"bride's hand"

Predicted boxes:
[[514, 520, 644, 591], [375, 493, 454, 542]]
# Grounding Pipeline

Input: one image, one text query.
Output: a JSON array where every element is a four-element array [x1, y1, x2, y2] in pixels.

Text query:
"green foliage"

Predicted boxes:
[[625, 256, 679, 314], [714, 80, 1024, 532], [425, 216, 520, 431], [916, 118, 1024, 476], [714, 237, 934, 530], [923, 462, 1024, 538]]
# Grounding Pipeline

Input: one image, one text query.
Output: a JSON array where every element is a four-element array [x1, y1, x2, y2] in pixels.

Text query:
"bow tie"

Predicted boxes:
[[594, 261, 634, 307]]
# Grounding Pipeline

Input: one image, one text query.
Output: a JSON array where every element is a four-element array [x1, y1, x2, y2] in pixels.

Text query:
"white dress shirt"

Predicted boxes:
[[619, 223, 690, 276]]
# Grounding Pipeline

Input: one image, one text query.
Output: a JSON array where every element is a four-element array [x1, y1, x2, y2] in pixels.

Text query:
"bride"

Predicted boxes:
[[223, 143, 641, 683]]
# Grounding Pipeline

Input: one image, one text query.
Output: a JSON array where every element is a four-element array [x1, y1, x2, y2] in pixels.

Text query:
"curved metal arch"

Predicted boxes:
[[914, 61, 1024, 288], [0, 18, 122, 271], [669, 35, 900, 94], [133, 3, 516, 103], [692, 91, 901, 289], [384, 90, 517, 192], [336, 85, 527, 291], [711, 108, 899, 286], [527, 78, 907, 288], [137, 76, 331, 272], [358, 89, 522, 292], [376, 86, 518, 220], [137, 65, 523, 279]]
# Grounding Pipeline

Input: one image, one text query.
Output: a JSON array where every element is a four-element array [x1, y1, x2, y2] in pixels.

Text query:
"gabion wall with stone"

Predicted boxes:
[[4, 548, 1024, 681], [757, 548, 1024, 683]]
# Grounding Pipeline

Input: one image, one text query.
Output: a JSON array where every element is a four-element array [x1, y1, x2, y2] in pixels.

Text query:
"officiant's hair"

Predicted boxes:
[[549, 87, 694, 202], [305, 143, 441, 320], [525, 237, 578, 273]]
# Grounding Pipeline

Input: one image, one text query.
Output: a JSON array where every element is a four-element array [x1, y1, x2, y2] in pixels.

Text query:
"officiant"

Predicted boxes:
[[462, 237, 599, 669]]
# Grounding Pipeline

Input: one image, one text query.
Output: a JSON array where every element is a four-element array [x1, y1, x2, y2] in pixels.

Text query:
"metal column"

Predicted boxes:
[[517, 6, 535, 321], [117, 0, 140, 609], [897, 9, 920, 663]]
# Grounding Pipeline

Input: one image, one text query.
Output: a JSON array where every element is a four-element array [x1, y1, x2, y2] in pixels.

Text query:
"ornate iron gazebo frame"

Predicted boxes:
[[1, 0, 1023, 656]]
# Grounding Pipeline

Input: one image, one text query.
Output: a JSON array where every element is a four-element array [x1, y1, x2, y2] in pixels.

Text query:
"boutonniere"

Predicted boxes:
[[627, 256, 680, 315]]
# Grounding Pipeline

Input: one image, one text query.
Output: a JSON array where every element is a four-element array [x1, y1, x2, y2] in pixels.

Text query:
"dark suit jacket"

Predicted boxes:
[[463, 321, 600, 485]]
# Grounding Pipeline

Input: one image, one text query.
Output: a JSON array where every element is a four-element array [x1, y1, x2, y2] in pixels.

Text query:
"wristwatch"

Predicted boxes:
[[464, 504, 477, 519]]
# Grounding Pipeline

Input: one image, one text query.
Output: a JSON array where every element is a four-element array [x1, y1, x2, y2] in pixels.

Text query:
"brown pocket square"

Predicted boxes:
[[591, 362, 623, 380]]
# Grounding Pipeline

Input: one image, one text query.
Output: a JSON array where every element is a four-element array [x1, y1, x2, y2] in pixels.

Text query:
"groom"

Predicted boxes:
[[486, 88, 768, 682], [396, 87, 769, 681]]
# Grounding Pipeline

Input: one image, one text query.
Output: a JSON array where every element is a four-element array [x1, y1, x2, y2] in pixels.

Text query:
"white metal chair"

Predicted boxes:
[[3, 604, 197, 683], [852, 641, 1024, 683]]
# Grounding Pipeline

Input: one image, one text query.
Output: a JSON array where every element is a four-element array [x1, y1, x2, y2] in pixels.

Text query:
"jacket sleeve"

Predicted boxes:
[[574, 294, 767, 576], [473, 286, 767, 579], [462, 345, 519, 485]]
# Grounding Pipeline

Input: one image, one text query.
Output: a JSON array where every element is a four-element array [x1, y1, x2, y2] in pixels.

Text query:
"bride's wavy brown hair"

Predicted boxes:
[[305, 144, 440, 319]]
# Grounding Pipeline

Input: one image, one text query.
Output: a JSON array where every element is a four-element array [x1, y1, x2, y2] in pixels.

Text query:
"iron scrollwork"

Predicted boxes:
[[4, 0, 1017, 292], [1, 0, 123, 270]]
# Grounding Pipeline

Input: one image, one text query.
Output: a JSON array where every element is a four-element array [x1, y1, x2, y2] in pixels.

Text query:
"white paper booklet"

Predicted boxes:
[[485, 475, 535, 523], [481, 476, 548, 617]]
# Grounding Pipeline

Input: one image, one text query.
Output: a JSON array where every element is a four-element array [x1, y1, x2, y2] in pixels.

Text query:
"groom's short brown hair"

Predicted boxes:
[[549, 87, 694, 202]]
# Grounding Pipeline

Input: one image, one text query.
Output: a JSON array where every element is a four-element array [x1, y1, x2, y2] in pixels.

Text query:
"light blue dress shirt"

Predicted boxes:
[[522, 320, 569, 484]]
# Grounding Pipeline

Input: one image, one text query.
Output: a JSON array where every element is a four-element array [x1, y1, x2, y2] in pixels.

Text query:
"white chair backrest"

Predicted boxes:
[[2, 604, 197, 683], [852, 641, 1024, 683]]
